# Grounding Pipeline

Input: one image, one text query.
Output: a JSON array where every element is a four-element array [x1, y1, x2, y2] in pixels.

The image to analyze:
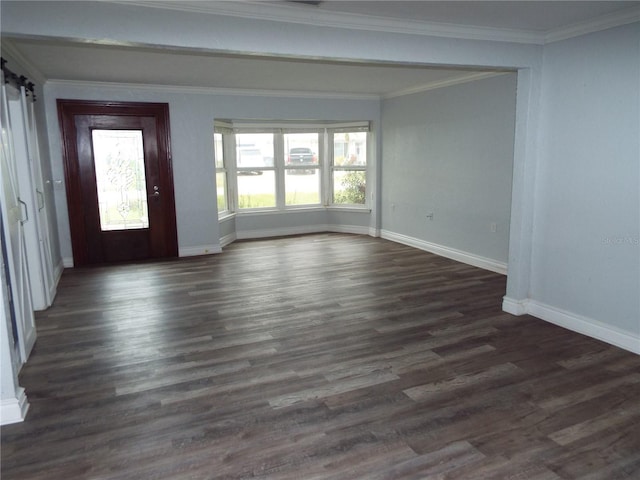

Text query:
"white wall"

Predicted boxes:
[[381, 74, 517, 271], [521, 23, 639, 350], [43, 82, 380, 260]]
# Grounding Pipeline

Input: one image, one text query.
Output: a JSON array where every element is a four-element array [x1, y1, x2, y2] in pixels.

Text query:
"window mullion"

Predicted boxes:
[[226, 132, 237, 212], [318, 130, 326, 206], [325, 130, 333, 206], [274, 133, 285, 209]]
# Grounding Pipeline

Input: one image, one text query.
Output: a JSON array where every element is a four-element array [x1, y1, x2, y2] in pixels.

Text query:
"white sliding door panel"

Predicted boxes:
[[13, 90, 54, 308], [1, 80, 36, 363], [8, 90, 45, 310], [25, 98, 55, 305]]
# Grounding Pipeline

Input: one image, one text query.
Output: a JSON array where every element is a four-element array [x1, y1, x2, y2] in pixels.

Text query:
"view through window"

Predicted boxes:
[[214, 132, 228, 215], [332, 131, 367, 205], [284, 133, 320, 206], [236, 133, 276, 209], [214, 121, 369, 214]]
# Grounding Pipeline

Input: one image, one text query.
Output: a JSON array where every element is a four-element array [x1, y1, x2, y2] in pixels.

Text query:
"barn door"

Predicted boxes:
[[0, 77, 36, 363]]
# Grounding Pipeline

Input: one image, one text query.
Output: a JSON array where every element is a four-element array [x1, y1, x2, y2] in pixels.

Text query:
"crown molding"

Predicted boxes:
[[0, 39, 47, 84], [544, 5, 640, 44], [383, 71, 510, 100], [107, 1, 545, 45], [46, 72, 515, 101], [44, 79, 380, 101]]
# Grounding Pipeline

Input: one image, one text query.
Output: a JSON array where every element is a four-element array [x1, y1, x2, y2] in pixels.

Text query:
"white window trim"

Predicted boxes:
[[214, 131, 232, 218], [216, 120, 371, 214], [327, 129, 369, 207]]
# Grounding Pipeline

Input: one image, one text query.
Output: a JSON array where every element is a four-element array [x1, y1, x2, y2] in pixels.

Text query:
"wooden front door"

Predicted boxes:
[[58, 101, 177, 266]]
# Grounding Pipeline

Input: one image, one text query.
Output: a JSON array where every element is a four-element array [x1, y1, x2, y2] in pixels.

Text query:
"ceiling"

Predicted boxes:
[[4, 38, 503, 98], [2, 1, 638, 97], [276, 1, 639, 32]]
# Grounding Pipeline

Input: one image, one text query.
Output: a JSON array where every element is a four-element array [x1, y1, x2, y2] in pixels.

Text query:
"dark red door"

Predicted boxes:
[[58, 101, 178, 266]]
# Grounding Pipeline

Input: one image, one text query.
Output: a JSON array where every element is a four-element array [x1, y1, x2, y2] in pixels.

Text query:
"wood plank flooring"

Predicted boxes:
[[2, 233, 639, 479]]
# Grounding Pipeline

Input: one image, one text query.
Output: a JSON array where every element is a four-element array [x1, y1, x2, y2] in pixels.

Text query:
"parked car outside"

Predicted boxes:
[[287, 147, 317, 174]]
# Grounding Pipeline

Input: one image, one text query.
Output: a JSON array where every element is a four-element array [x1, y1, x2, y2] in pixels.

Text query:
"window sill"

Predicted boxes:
[[237, 206, 371, 216], [326, 206, 371, 214], [238, 206, 324, 216], [218, 212, 236, 222]]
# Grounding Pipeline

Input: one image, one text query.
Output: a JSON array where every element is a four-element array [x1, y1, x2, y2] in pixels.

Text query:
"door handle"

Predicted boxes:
[[18, 198, 29, 224], [36, 189, 45, 211]]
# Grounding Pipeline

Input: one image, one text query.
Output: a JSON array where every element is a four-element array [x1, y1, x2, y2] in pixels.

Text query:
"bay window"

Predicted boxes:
[[214, 120, 370, 214], [283, 132, 321, 206], [330, 129, 368, 205], [214, 132, 229, 216], [235, 133, 276, 209]]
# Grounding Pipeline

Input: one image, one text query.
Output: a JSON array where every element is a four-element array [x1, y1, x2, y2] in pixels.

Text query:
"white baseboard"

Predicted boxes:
[[236, 224, 371, 240], [62, 257, 74, 268], [236, 225, 326, 240], [220, 233, 237, 248], [380, 230, 508, 275], [503, 296, 640, 355], [53, 259, 64, 285], [329, 225, 372, 236], [178, 244, 222, 257], [502, 296, 529, 315], [47, 259, 65, 306], [0, 387, 29, 425]]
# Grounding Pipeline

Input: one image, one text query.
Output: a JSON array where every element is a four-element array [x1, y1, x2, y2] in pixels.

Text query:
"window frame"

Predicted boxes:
[[234, 132, 278, 211], [282, 131, 323, 208], [216, 120, 370, 215], [328, 128, 369, 207], [214, 131, 232, 218]]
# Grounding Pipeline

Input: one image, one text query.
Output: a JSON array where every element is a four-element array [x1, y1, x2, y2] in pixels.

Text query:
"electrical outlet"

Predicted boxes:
[[490, 222, 497, 233], [426, 212, 434, 221]]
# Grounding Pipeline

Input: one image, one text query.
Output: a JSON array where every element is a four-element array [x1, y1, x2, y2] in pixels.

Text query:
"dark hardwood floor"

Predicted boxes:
[[2, 233, 639, 479]]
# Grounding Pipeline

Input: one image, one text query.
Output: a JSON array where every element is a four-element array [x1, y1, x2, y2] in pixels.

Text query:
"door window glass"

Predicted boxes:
[[92, 129, 149, 231]]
